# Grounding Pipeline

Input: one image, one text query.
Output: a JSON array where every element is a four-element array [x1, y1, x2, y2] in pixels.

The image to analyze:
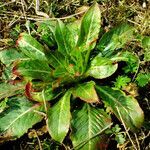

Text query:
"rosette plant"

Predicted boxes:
[[0, 3, 144, 149]]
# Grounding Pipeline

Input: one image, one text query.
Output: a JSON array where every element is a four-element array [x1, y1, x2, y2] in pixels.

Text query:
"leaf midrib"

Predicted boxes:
[[87, 104, 92, 150], [4, 104, 40, 131], [19, 69, 50, 74], [21, 40, 45, 57], [98, 87, 128, 113]]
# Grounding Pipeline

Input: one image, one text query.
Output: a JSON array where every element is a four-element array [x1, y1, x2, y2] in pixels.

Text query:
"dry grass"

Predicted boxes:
[[0, 0, 150, 149]]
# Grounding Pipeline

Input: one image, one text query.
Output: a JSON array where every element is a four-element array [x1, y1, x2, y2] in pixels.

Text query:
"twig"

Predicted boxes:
[[35, 0, 49, 18], [116, 106, 138, 150], [34, 130, 43, 150], [33, 110, 46, 117], [134, 133, 140, 150], [72, 123, 113, 150], [21, 0, 27, 21], [0, 9, 87, 22], [0, 0, 16, 8]]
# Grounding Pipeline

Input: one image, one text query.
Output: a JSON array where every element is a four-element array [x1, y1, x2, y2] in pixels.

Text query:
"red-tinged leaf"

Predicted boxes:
[[96, 86, 144, 131], [0, 97, 44, 141], [71, 104, 112, 150], [16, 33, 47, 61], [25, 82, 33, 100], [77, 3, 101, 52], [72, 81, 99, 103], [13, 59, 52, 81]]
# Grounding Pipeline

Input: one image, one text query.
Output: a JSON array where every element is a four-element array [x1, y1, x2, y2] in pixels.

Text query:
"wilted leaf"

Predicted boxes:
[[16, 33, 47, 61], [0, 97, 44, 140], [97, 24, 134, 56], [87, 55, 118, 79], [71, 104, 112, 150], [47, 91, 71, 143], [72, 81, 99, 103], [96, 86, 144, 131]]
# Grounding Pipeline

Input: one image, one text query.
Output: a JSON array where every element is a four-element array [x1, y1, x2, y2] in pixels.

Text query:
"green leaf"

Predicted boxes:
[[16, 33, 47, 61], [114, 76, 131, 89], [77, 3, 101, 52], [142, 36, 150, 61], [66, 20, 81, 46], [0, 97, 44, 140], [97, 24, 134, 56], [72, 81, 99, 103], [96, 86, 144, 131], [87, 55, 118, 79], [37, 20, 56, 47], [1, 67, 12, 81], [0, 48, 26, 65], [53, 65, 76, 80], [136, 73, 150, 87], [0, 98, 8, 113], [71, 104, 112, 150], [15, 59, 52, 81], [0, 83, 24, 101], [46, 50, 66, 68], [115, 133, 126, 144], [47, 91, 71, 143], [55, 20, 75, 56], [110, 51, 139, 73], [25, 83, 61, 102]]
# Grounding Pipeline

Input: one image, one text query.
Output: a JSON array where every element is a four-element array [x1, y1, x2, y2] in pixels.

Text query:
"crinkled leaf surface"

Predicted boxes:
[[87, 55, 118, 79], [72, 81, 99, 103], [96, 86, 144, 131], [0, 97, 44, 140], [0, 83, 24, 101], [136, 73, 150, 87], [17, 33, 47, 61], [71, 104, 112, 150], [47, 91, 71, 143], [97, 24, 134, 56], [15, 59, 52, 81]]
